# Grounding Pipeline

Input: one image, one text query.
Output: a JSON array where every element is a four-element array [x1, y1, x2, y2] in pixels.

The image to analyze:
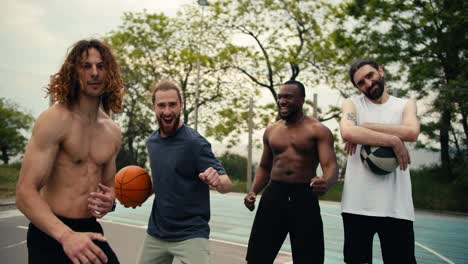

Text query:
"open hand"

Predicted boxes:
[[392, 138, 411, 171], [344, 142, 357, 155], [60, 230, 108, 264]]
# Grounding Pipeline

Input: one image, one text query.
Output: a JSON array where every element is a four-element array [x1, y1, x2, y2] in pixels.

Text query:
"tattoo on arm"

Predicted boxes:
[[346, 113, 357, 124]]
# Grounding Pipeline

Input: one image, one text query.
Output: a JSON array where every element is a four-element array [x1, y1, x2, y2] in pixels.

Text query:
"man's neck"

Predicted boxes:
[[284, 112, 305, 125], [159, 123, 184, 138], [73, 95, 101, 122]]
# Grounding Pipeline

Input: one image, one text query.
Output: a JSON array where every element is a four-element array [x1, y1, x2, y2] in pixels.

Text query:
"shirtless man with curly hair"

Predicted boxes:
[[16, 39, 124, 264]]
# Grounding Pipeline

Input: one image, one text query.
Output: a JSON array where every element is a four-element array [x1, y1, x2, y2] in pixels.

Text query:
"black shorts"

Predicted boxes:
[[342, 213, 416, 264], [246, 180, 324, 264], [27, 215, 119, 264]]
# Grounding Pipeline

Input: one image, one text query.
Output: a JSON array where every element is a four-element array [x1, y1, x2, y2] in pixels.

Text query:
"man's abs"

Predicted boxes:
[[42, 163, 103, 218], [270, 155, 318, 183]]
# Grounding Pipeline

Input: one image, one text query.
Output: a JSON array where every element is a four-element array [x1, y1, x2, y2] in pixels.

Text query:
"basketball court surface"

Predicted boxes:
[[1, 192, 467, 263]]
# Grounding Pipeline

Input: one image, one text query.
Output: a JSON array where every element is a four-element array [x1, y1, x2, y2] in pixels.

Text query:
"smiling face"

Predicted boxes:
[[353, 64, 385, 101], [153, 89, 183, 137], [277, 83, 304, 120], [77, 48, 107, 98]]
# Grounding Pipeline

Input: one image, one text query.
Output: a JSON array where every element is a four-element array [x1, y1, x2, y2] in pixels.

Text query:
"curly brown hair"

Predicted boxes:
[[47, 39, 124, 114]]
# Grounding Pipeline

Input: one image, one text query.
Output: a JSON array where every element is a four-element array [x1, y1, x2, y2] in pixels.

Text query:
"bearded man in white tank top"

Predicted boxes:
[[339, 59, 420, 263]]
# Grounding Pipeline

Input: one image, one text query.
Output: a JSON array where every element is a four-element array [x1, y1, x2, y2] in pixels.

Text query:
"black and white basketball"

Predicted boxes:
[[360, 145, 398, 175]]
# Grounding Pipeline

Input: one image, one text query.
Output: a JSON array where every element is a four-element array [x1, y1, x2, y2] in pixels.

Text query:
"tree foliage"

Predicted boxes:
[[201, 0, 345, 150], [210, 0, 341, 121], [106, 9, 250, 167], [328, 0, 468, 178], [0, 98, 34, 164]]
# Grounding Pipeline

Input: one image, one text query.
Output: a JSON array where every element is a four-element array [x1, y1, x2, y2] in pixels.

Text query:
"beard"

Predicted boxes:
[[363, 76, 385, 100], [279, 105, 300, 120], [157, 113, 181, 136]]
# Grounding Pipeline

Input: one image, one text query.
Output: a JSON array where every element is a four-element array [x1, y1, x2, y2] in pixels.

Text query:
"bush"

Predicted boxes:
[[231, 179, 247, 193], [320, 181, 343, 202], [0, 162, 20, 198], [411, 165, 468, 213]]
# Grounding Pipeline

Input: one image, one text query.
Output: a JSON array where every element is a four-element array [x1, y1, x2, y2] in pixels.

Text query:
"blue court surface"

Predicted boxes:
[[106, 192, 468, 264]]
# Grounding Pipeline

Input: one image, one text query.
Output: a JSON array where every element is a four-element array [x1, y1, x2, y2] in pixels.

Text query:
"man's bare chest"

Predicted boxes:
[[269, 128, 317, 155], [60, 122, 117, 165]]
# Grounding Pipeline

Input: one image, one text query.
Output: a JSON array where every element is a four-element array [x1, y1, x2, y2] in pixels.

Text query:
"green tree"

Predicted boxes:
[[329, 0, 468, 178], [0, 98, 34, 164], [203, 0, 342, 147], [107, 10, 250, 166]]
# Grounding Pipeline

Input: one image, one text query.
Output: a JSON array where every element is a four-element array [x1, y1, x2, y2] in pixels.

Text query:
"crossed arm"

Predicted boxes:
[[339, 98, 420, 170]]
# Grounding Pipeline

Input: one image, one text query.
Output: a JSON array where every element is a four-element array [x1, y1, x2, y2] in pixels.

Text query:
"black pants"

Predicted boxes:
[[27, 215, 119, 264], [246, 180, 324, 264], [342, 213, 416, 264]]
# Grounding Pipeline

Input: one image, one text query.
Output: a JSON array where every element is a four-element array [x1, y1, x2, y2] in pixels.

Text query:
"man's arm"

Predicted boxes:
[[310, 125, 338, 195], [244, 127, 273, 211], [360, 99, 420, 142], [16, 109, 71, 242], [197, 138, 233, 193], [340, 99, 410, 170], [340, 99, 398, 146], [216, 175, 232, 194], [198, 167, 233, 194], [16, 108, 108, 264]]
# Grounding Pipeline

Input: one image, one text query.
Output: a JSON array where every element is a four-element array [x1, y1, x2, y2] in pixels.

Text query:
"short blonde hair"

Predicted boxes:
[[151, 80, 182, 104]]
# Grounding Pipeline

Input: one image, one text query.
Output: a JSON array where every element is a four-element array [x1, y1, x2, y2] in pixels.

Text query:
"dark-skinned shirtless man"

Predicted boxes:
[[244, 80, 338, 264]]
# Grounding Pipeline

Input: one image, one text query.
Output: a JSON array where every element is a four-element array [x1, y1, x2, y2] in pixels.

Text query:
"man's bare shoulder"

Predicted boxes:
[[36, 103, 73, 128], [30, 103, 73, 143], [265, 119, 285, 132], [305, 117, 333, 137]]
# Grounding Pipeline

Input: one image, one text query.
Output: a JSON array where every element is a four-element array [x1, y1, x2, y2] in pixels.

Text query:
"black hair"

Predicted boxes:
[[349, 59, 380, 87], [283, 80, 305, 98]]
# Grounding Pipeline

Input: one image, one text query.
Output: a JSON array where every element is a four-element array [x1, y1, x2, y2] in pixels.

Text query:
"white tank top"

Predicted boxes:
[[341, 94, 415, 221]]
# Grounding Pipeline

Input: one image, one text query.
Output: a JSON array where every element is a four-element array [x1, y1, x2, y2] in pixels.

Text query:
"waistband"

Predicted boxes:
[[55, 214, 97, 226], [29, 215, 100, 235], [269, 179, 311, 188]]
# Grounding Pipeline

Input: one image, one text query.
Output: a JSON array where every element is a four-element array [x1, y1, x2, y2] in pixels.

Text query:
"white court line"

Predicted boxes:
[[0, 240, 26, 251], [321, 212, 455, 264], [415, 242, 454, 264], [2, 209, 457, 263], [99, 219, 147, 230], [99, 220, 293, 257], [0, 209, 22, 219]]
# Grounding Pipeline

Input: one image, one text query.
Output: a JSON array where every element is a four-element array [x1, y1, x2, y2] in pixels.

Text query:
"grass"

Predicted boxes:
[[0, 163, 20, 199]]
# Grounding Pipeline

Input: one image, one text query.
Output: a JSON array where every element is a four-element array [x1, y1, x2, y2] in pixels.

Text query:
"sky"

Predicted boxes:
[[0, 0, 439, 167], [0, 0, 193, 117]]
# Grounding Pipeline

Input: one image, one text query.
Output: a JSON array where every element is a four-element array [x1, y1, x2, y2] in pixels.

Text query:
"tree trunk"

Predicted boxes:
[[440, 109, 452, 179], [461, 111, 468, 149], [1, 147, 9, 164]]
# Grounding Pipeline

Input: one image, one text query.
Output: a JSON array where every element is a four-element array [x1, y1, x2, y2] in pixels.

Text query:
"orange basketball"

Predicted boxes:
[[114, 165, 152, 207]]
